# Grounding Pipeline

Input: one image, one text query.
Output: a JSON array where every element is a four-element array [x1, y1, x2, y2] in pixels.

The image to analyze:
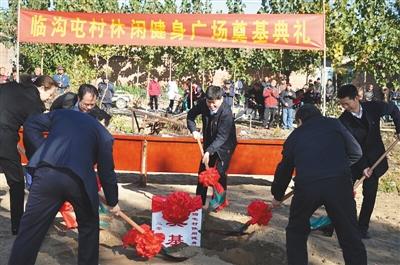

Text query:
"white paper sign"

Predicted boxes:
[[151, 209, 202, 247]]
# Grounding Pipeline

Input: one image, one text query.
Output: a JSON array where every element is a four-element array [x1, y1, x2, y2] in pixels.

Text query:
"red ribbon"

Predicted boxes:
[[122, 224, 165, 259], [151, 192, 202, 226], [152, 195, 167, 212], [163, 192, 194, 225], [59, 201, 74, 212], [247, 200, 272, 226], [96, 175, 102, 192], [199, 167, 220, 187], [199, 167, 226, 208], [59, 202, 77, 229]]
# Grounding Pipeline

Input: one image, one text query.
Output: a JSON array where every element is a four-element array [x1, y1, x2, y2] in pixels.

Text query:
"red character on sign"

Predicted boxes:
[[166, 234, 184, 246]]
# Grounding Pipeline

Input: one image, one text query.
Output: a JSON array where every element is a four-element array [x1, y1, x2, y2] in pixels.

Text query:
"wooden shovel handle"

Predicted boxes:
[[270, 190, 294, 210], [118, 211, 145, 234], [196, 138, 209, 169], [99, 194, 145, 234], [353, 138, 399, 190], [282, 190, 294, 201], [196, 138, 204, 156]]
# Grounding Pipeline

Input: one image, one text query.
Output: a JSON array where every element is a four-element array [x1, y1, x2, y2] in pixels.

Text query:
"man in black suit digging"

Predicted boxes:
[[338, 84, 400, 239], [0, 75, 57, 235]]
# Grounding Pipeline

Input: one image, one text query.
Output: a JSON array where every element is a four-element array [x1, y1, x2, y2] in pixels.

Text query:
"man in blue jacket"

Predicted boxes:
[[52, 65, 70, 94], [8, 110, 120, 265], [272, 104, 367, 265]]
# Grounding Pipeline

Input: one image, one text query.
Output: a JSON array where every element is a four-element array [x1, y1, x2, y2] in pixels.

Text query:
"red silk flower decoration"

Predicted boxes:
[[122, 224, 165, 259], [247, 200, 272, 226], [162, 192, 194, 225], [59, 201, 78, 229], [59, 201, 74, 212], [199, 167, 220, 187], [96, 176, 102, 192]]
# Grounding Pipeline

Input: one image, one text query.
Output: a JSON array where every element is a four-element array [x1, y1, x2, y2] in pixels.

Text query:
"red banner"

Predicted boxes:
[[20, 9, 324, 50]]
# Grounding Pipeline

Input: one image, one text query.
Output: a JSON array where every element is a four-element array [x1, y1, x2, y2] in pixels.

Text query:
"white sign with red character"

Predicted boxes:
[[151, 192, 202, 247]]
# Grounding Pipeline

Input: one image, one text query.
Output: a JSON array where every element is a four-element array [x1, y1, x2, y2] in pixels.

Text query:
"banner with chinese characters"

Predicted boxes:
[[20, 9, 324, 50]]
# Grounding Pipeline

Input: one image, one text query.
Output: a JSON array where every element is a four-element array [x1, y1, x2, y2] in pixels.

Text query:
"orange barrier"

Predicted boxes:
[[113, 135, 284, 175], [19, 133, 284, 182]]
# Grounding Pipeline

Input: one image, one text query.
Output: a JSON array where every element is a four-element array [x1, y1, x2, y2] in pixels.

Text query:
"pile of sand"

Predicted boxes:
[[0, 174, 399, 264]]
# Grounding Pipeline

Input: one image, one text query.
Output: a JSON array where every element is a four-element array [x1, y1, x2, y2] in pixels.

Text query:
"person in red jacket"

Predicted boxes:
[[263, 79, 279, 129], [147, 76, 161, 111]]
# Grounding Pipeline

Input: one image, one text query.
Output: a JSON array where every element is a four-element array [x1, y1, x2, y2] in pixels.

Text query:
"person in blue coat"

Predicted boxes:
[[8, 110, 120, 265], [271, 104, 367, 265], [52, 65, 70, 94]]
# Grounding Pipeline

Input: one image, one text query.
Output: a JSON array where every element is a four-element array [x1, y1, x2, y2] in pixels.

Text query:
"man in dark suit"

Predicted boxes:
[[50, 84, 111, 126], [8, 110, 120, 265], [271, 104, 367, 265], [187, 85, 237, 212], [0, 75, 57, 235], [337, 84, 400, 239]]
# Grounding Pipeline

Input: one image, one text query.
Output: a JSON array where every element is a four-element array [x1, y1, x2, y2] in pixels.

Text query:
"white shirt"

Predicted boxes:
[[167, 81, 179, 100], [350, 104, 363, 119]]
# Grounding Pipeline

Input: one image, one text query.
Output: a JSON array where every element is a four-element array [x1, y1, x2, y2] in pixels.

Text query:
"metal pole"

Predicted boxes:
[[41, 49, 44, 74], [202, 70, 205, 90], [169, 57, 172, 81], [190, 81, 193, 108], [322, 0, 327, 116], [136, 65, 140, 85], [16, 0, 21, 82], [280, 49, 283, 77]]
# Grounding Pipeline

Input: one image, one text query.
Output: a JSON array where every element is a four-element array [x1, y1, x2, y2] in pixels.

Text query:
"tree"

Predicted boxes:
[[180, 0, 191, 13], [2, 0, 398, 89], [257, 0, 322, 81], [226, 0, 245, 14], [163, 0, 178, 13], [327, 0, 400, 85]]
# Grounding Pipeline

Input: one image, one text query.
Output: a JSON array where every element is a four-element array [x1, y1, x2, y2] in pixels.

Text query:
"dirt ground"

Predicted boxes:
[[0, 171, 399, 265]]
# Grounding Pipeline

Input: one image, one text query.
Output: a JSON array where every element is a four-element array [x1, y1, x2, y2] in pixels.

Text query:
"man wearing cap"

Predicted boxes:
[[53, 65, 70, 94]]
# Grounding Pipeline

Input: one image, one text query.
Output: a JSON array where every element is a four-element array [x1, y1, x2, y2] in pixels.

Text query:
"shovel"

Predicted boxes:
[[196, 138, 227, 212], [204, 190, 294, 236], [354, 138, 399, 190], [310, 138, 399, 236], [99, 194, 189, 261]]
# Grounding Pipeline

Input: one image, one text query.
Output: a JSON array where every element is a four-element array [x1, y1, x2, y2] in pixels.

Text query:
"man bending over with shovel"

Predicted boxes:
[[271, 104, 367, 265], [8, 110, 120, 265]]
